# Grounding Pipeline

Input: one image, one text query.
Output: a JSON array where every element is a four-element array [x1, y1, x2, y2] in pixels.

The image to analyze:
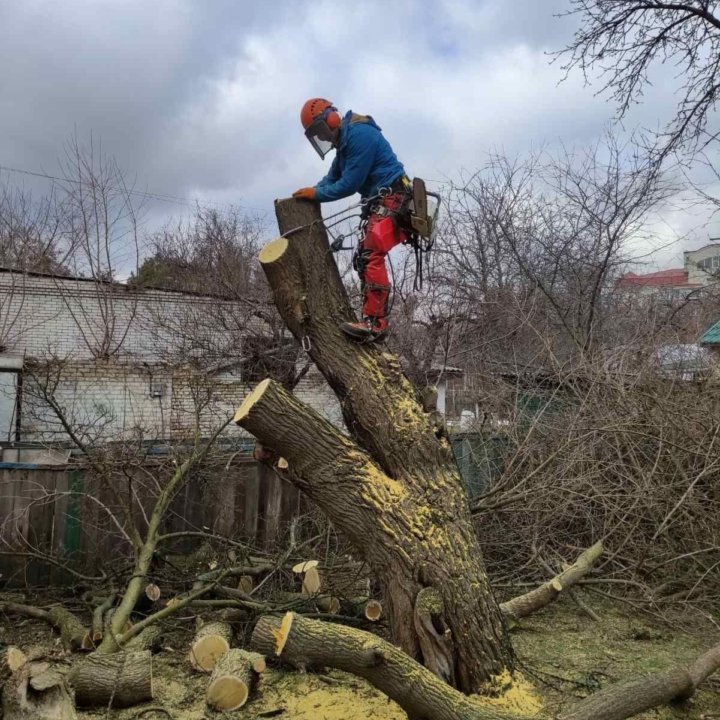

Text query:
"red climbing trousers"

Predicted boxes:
[[355, 193, 407, 331]]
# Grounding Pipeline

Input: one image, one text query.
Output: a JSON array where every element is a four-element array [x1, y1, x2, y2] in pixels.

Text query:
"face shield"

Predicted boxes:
[[304, 114, 337, 159]]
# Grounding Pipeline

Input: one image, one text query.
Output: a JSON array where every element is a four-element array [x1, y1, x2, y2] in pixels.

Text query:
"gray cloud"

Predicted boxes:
[[0, 0, 717, 261]]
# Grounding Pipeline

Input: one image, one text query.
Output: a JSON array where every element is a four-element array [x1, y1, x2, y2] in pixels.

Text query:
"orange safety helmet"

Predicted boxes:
[[301, 98, 341, 158]]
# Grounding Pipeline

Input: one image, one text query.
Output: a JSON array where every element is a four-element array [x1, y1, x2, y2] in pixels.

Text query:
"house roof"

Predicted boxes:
[[700, 320, 720, 346], [616, 268, 702, 289], [0, 266, 239, 302], [684, 242, 720, 255]]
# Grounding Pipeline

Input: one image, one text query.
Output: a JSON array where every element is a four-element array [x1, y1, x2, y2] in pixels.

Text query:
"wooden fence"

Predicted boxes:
[[0, 459, 306, 585]]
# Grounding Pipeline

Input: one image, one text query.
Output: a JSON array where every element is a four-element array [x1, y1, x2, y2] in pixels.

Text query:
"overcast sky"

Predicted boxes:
[[1, 0, 718, 270]]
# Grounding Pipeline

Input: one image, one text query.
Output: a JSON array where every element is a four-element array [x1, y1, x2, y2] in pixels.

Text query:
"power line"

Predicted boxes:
[[0, 162, 267, 214]]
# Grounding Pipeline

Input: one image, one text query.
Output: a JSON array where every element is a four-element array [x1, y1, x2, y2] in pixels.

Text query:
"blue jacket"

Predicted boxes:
[[314, 111, 405, 202]]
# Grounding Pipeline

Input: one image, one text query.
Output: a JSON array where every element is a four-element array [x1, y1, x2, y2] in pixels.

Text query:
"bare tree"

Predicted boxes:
[[0, 183, 72, 273], [52, 134, 143, 359], [557, 0, 720, 157], [136, 206, 309, 391], [439, 135, 673, 361]]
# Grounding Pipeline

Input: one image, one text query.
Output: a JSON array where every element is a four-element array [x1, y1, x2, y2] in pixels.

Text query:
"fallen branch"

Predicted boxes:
[[500, 543, 603, 621], [251, 612, 720, 720], [251, 612, 523, 720], [559, 641, 720, 720], [0, 602, 92, 652]]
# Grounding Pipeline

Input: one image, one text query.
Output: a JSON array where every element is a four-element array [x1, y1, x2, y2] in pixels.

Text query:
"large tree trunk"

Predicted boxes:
[[234, 198, 513, 692]]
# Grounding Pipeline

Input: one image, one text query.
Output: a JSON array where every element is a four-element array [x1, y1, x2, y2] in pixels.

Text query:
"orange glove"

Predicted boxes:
[[292, 187, 316, 201]]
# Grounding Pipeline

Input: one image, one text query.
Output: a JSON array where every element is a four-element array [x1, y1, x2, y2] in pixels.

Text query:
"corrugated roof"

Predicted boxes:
[[700, 320, 720, 346]]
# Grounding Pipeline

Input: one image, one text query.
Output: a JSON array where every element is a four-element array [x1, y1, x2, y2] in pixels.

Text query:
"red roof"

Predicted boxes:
[[617, 268, 698, 288]]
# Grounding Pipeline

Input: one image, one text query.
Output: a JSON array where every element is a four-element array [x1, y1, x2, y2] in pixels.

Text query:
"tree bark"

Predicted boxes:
[[236, 201, 512, 692], [68, 651, 153, 708]]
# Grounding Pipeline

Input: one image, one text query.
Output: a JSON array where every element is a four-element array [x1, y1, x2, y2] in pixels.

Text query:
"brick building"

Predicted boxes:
[[0, 268, 340, 453]]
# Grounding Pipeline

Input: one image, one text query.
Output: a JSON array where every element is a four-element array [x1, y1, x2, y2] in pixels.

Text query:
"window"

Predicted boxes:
[[0, 370, 20, 441], [698, 256, 720, 272]]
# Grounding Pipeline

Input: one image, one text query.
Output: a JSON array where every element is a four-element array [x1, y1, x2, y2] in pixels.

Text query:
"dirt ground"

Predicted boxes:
[[1, 594, 719, 719]]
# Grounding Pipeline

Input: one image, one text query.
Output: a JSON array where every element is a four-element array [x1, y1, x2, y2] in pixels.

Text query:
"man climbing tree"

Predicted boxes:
[[293, 97, 412, 342]]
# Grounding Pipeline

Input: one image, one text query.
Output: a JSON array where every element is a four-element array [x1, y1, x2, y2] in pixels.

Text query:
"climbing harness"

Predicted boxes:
[[283, 179, 440, 311]]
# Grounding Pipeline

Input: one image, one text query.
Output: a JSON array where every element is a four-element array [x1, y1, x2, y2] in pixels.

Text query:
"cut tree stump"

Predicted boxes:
[[2, 660, 77, 720], [206, 648, 265, 712], [189, 621, 233, 672], [68, 650, 153, 708], [234, 198, 514, 692]]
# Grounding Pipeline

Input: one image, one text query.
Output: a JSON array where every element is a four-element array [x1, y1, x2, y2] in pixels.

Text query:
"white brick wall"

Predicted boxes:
[[0, 270, 342, 444]]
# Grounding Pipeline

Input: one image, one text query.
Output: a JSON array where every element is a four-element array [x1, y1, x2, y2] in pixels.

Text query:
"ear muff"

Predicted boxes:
[[325, 108, 341, 130]]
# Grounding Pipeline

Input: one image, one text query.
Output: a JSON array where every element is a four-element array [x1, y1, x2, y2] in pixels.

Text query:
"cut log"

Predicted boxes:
[[238, 575, 254, 594], [251, 613, 522, 720], [500, 543, 604, 621], [292, 560, 319, 574], [2, 660, 77, 720], [145, 583, 161, 603], [301, 566, 321, 596], [68, 650, 153, 708], [340, 598, 383, 621], [206, 648, 264, 712], [189, 621, 233, 672], [315, 595, 341, 614], [234, 199, 515, 693]]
